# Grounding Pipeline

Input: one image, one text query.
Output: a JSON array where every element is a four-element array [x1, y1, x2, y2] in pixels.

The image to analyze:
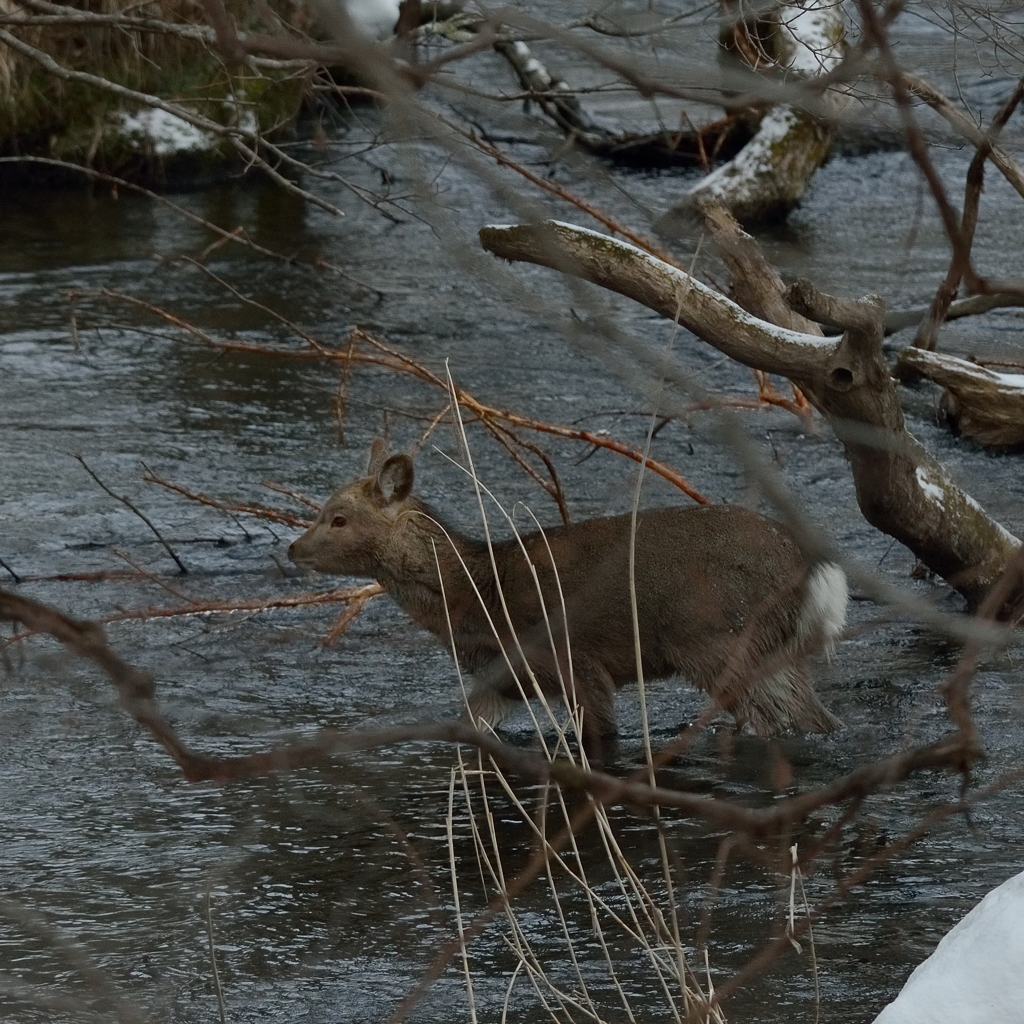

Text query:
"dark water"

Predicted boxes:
[[3, 9, 1024, 1023]]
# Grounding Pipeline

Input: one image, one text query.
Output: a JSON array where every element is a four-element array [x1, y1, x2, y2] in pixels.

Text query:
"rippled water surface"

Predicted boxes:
[[2, 10, 1024, 1023]]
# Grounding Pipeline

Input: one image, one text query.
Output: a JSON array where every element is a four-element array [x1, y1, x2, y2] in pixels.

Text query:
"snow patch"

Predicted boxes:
[[915, 466, 946, 507], [344, 0, 400, 38], [994, 370, 1024, 389], [690, 105, 800, 200], [512, 41, 555, 87], [524, 57, 551, 85], [962, 491, 1022, 547], [913, 467, 1020, 545], [779, 0, 844, 75], [873, 869, 1024, 1024], [906, 351, 1024, 391], [997, 522, 1022, 547], [114, 108, 213, 156]]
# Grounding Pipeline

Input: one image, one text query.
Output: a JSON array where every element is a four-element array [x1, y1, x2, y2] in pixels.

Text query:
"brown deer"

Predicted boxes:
[[288, 441, 847, 753]]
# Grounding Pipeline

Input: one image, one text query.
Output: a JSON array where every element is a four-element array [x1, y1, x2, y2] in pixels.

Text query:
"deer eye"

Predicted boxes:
[[331, 514, 347, 529]]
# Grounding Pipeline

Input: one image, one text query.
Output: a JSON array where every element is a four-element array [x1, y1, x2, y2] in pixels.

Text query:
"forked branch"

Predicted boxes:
[[480, 219, 1022, 614]]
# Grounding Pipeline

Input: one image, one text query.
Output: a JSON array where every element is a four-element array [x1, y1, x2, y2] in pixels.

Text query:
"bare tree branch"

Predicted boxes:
[[479, 219, 1023, 613]]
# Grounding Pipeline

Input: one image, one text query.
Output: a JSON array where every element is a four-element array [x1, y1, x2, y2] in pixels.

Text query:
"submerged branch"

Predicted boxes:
[[75, 455, 188, 574], [99, 584, 383, 626], [884, 291, 1024, 334], [0, 586, 988, 830], [897, 348, 1024, 450]]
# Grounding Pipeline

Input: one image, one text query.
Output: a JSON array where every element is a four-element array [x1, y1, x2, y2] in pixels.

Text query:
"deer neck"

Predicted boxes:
[[376, 501, 496, 639]]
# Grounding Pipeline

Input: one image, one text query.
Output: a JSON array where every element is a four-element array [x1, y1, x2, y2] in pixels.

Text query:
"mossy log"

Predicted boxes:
[[898, 348, 1024, 450], [479, 219, 1023, 615], [667, 0, 847, 224], [0, 0, 307, 183], [675, 104, 835, 224]]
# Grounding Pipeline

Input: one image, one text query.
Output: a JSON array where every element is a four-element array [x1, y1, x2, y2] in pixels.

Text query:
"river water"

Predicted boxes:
[[2, 7, 1024, 1023]]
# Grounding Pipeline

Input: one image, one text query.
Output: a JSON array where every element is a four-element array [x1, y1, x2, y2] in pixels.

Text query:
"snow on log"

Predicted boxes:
[[494, 40, 599, 142], [479, 220, 839, 380], [480, 219, 1023, 613], [898, 347, 1024, 449], [669, 0, 847, 223]]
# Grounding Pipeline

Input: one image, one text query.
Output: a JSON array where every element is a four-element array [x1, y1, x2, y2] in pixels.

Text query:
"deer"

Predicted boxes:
[[288, 440, 847, 755]]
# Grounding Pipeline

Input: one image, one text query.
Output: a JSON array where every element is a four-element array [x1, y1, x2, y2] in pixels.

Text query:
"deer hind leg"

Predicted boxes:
[[725, 663, 841, 736], [561, 660, 618, 762], [464, 682, 519, 731]]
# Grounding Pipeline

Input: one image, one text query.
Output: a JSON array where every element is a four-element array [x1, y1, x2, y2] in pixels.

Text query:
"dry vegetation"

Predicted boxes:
[[0, 0, 315, 177]]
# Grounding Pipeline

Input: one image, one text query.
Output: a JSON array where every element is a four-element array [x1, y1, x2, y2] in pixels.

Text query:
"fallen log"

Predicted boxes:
[[494, 38, 751, 169], [666, 0, 848, 224], [897, 348, 1024, 450]]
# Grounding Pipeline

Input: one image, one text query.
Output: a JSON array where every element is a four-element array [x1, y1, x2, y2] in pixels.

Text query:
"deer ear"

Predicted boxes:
[[375, 454, 413, 504], [366, 437, 389, 477]]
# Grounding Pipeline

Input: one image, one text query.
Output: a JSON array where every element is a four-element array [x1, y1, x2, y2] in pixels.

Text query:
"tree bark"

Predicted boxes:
[[479, 219, 1023, 615]]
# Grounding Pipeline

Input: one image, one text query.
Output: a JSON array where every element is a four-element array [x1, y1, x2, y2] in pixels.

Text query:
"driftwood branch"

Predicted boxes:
[[666, 0, 847, 223], [897, 348, 1024, 450], [696, 196, 817, 413], [479, 219, 1023, 614], [700, 196, 822, 335], [884, 291, 1024, 334], [493, 38, 747, 169], [787, 278, 889, 334], [481, 220, 841, 379]]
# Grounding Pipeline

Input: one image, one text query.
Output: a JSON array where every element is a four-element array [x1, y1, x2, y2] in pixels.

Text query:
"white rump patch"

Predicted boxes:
[[799, 562, 848, 654]]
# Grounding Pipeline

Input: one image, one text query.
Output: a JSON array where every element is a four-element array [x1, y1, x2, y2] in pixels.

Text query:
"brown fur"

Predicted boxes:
[[289, 445, 844, 749]]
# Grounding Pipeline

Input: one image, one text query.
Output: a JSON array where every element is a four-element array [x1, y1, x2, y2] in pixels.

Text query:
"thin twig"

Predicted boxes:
[[261, 480, 321, 511], [74, 455, 188, 575], [142, 471, 312, 529], [913, 72, 1024, 349], [205, 885, 228, 1024], [320, 586, 383, 646], [111, 550, 192, 602]]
